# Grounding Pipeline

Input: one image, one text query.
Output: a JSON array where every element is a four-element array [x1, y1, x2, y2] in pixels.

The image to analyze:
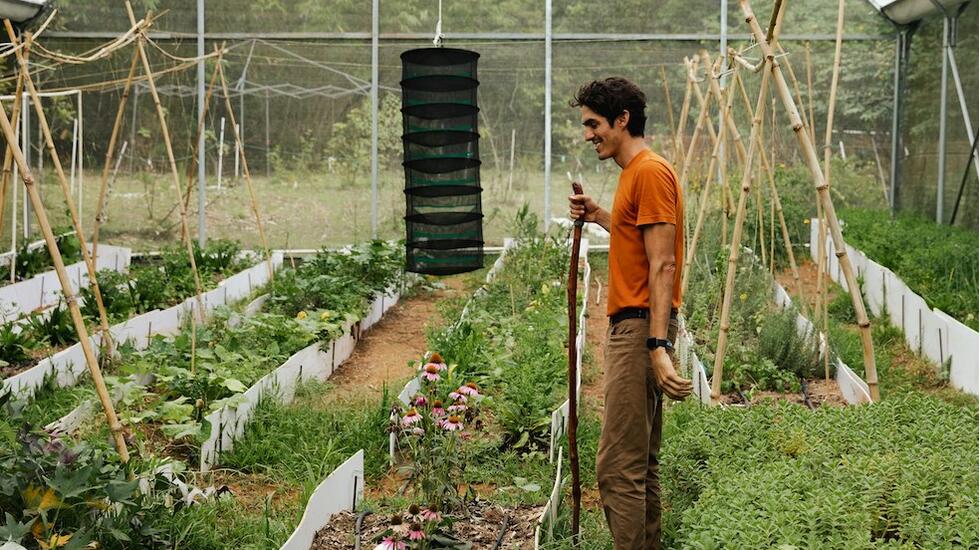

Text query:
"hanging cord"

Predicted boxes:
[[432, 0, 444, 47]]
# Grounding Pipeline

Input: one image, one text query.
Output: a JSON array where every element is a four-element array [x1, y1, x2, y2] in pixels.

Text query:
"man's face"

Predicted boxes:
[[581, 105, 627, 161]]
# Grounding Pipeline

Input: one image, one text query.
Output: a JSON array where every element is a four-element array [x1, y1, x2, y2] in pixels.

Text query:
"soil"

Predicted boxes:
[[719, 378, 847, 408], [310, 500, 541, 550], [775, 259, 841, 316], [317, 278, 469, 406]]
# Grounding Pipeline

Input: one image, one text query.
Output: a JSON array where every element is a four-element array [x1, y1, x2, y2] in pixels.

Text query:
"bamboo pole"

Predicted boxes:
[[804, 41, 817, 148], [676, 60, 716, 196], [125, 3, 207, 322], [756, 161, 767, 267], [181, 48, 224, 224], [0, 43, 28, 247], [4, 23, 115, 356], [216, 59, 273, 279], [660, 65, 679, 164], [688, 63, 735, 215], [734, 71, 803, 303], [92, 49, 140, 259], [681, 108, 727, 296], [674, 57, 696, 163], [711, 51, 772, 403], [740, 0, 878, 401], [0, 90, 129, 462], [820, 0, 846, 383]]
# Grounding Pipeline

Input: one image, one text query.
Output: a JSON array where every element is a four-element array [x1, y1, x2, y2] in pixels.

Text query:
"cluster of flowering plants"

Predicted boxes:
[[393, 353, 484, 512], [372, 503, 459, 550]]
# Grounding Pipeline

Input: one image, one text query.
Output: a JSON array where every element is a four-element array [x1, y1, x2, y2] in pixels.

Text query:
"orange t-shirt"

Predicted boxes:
[[607, 149, 684, 316]]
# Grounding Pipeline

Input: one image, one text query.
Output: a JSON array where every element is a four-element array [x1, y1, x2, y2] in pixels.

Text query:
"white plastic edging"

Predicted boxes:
[[811, 220, 978, 397], [0, 245, 131, 324], [279, 450, 365, 550], [1, 254, 283, 402], [534, 446, 564, 549], [201, 286, 399, 472]]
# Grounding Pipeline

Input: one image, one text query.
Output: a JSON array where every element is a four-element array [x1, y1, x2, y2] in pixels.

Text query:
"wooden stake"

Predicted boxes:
[[216, 59, 274, 280], [92, 49, 140, 259], [804, 41, 817, 148], [740, 0, 878, 401], [711, 44, 773, 404], [4, 23, 115, 356], [125, 3, 207, 322], [190, 308, 197, 375], [681, 109, 727, 297], [676, 59, 716, 196], [0, 90, 129, 462]]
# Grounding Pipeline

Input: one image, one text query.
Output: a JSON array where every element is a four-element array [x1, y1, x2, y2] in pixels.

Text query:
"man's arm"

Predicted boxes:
[[568, 193, 610, 232], [642, 222, 692, 400]]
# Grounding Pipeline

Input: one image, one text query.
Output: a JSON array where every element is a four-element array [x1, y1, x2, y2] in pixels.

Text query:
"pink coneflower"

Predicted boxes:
[[413, 394, 428, 408], [431, 400, 446, 418], [422, 364, 441, 382], [375, 536, 406, 550], [448, 391, 467, 403], [401, 408, 422, 427], [442, 414, 463, 431], [448, 403, 467, 414], [422, 361, 447, 373], [421, 504, 442, 522], [428, 352, 447, 367], [458, 382, 480, 397], [408, 523, 425, 541]]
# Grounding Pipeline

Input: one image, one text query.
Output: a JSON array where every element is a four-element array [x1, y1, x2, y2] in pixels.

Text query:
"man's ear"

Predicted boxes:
[[617, 110, 630, 130]]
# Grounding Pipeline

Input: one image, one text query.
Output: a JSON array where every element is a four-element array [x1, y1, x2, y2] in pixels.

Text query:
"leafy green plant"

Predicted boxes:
[[24, 304, 77, 349], [758, 307, 822, 381], [0, 324, 39, 370]]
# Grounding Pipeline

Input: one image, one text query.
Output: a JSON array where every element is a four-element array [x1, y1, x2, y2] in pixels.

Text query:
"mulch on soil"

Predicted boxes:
[[311, 500, 542, 549]]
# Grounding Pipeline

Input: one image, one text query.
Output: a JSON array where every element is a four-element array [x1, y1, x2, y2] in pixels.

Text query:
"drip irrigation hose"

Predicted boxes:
[[800, 377, 816, 410], [491, 514, 510, 550], [354, 511, 372, 550]]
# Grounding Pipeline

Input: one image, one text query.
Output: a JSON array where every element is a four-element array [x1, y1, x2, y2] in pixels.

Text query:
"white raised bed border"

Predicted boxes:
[[811, 221, 977, 396], [2, 252, 283, 402]]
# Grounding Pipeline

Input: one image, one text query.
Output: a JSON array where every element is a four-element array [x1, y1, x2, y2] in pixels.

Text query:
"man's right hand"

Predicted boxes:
[[650, 347, 693, 400], [569, 192, 599, 223]]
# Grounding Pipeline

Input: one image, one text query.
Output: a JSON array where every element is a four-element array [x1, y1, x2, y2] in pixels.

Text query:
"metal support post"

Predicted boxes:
[[544, 0, 553, 230], [370, 0, 379, 239], [935, 16, 951, 223]]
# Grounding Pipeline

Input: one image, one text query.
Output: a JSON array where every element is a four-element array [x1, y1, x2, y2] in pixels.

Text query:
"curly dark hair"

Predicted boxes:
[[570, 77, 647, 137]]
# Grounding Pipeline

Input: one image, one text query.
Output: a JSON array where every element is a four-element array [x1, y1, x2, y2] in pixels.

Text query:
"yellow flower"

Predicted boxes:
[[296, 311, 308, 320], [739, 293, 748, 303], [320, 311, 331, 321], [804, 219, 811, 225]]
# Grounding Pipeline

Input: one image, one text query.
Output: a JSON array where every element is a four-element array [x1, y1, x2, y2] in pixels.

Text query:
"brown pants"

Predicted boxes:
[[596, 316, 677, 550]]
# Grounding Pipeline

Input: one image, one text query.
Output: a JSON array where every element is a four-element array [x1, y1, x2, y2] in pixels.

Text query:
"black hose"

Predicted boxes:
[[491, 514, 510, 550], [354, 511, 371, 550], [800, 378, 816, 410]]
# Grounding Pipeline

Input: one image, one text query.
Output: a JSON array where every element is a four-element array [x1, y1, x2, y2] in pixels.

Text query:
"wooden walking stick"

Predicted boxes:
[[710, 44, 773, 404], [92, 49, 140, 260], [740, 0, 879, 401], [0, 90, 129, 462], [125, 3, 207, 322], [216, 59, 274, 280], [567, 181, 584, 544], [4, 23, 116, 357]]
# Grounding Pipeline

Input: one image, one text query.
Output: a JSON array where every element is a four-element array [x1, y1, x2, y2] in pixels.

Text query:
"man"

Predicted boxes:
[[568, 77, 693, 549]]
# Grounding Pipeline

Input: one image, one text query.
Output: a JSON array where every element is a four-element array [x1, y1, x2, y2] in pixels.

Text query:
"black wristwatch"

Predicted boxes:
[[646, 337, 674, 352]]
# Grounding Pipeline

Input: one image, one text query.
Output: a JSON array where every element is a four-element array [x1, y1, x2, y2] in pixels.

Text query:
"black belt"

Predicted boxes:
[[609, 307, 678, 326]]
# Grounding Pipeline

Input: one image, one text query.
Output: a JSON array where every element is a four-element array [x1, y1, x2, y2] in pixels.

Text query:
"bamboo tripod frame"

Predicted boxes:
[[739, 0, 879, 401], [180, 50, 224, 224], [125, 2, 207, 321], [710, 48, 773, 402], [0, 81, 130, 462], [4, 22, 116, 357]]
